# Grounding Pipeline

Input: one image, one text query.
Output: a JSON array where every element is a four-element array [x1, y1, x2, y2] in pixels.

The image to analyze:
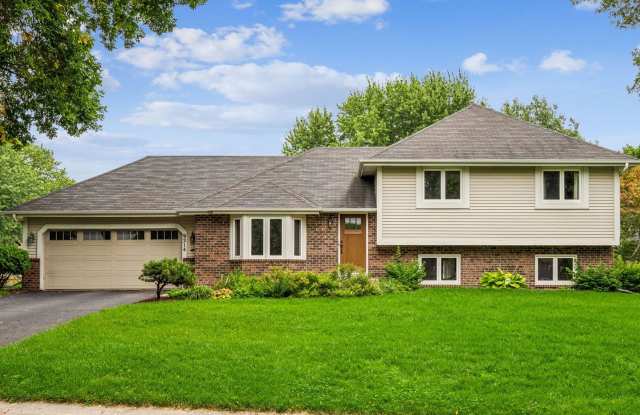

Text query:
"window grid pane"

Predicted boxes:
[[83, 230, 111, 241], [151, 230, 178, 240], [269, 219, 283, 256], [564, 171, 579, 200], [543, 171, 560, 200], [557, 258, 574, 281], [251, 219, 264, 256], [117, 230, 144, 240], [445, 171, 461, 200], [294, 219, 301, 257], [49, 230, 77, 241], [424, 171, 441, 200], [422, 258, 438, 281], [537, 258, 554, 281], [441, 258, 458, 280], [234, 219, 241, 257]]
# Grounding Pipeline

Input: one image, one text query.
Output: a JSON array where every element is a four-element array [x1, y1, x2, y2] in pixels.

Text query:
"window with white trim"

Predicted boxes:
[[535, 168, 588, 209], [231, 216, 306, 260], [416, 168, 469, 208], [418, 255, 461, 285], [535, 255, 576, 285]]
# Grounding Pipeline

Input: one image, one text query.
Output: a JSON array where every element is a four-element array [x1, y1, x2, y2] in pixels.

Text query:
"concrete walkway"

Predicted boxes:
[[0, 401, 307, 415]]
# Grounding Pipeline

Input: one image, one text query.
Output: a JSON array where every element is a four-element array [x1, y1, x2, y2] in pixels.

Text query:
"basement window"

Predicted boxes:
[[418, 255, 461, 285], [535, 255, 576, 285]]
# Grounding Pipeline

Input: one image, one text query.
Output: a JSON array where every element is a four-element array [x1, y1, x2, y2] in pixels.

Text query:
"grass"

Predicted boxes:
[[0, 289, 639, 414]]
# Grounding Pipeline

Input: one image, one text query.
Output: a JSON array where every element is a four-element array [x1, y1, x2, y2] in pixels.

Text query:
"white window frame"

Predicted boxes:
[[535, 167, 589, 209], [535, 255, 577, 286], [230, 215, 306, 260], [416, 167, 470, 209], [417, 254, 462, 285]]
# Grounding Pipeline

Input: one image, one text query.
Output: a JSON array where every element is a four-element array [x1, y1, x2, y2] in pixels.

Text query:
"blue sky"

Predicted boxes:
[[39, 0, 639, 180]]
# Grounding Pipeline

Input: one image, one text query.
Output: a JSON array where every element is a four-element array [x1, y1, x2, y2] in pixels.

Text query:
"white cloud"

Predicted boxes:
[[101, 68, 121, 91], [281, 0, 389, 23], [152, 60, 398, 107], [462, 52, 527, 75], [122, 101, 301, 131], [116, 25, 285, 70], [232, 0, 253, 9], [574, 1, 600, 11], [462, 52, 501, 75], [374, 19, 386, 30], [539, 50, 587, 72]]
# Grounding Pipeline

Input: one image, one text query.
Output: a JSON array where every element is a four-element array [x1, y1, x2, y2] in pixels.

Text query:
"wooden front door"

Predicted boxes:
[[340, 215, 366, 269]]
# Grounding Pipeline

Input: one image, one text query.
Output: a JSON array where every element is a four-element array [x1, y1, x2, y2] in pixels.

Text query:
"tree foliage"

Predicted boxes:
[[282, 108, 339, 156], [139, 258, 196, 299], [337, 72, 476, 147], [0, 244, 31, 289], [617, 144, 640, 261], [572, 0, 640, 94], [501, 96, 582, 139], [0, 143, 74, 244], [0, 0, 206, 145], [282, 72, 476, 154]]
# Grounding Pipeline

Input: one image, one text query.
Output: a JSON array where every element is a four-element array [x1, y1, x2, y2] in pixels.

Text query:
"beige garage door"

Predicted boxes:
[[44, 229, 181, 290]]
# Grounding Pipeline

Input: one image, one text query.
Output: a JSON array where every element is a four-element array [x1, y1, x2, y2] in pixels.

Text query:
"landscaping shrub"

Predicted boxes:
[[480, 269, 527, 289], [212, 288, 233, 300], [139, 258, 196, 299], [384, 249, 425, 289], [0, 244, 31, 290], [168, 285, 213, 300], [610, 258, 640, 292], [377, 277, 411, 294], [214, 269, 266, 298], [571, 265, 622, 292], [331, 263, 362, 279]]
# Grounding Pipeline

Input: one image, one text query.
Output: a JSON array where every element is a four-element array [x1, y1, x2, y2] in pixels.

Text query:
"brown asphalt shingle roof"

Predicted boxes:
[[8, 104, 636, 214], [369, 104, 636, 161]]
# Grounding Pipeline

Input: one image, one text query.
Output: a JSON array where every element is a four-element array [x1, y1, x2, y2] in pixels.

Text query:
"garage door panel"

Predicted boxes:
[[44, 229, 181, 290]]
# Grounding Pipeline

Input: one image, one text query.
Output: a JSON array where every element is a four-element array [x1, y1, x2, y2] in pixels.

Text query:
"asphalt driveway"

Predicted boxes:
[[0, 291, 153, 346]]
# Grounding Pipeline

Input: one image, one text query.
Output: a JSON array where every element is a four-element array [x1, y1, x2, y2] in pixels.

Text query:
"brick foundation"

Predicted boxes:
[[22, 258, 40, 291], [193, 212, 614, 288]]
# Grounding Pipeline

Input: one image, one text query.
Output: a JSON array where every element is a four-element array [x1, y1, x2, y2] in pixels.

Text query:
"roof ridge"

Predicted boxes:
[[475, 104, 631, 158], [371, 103, 476, 158], [185, 153, 303, 208], [9, 156, 151, 211]]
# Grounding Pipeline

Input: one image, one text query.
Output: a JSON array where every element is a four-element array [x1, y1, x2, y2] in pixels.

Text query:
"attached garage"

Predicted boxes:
[[42, 228, 183, 290]]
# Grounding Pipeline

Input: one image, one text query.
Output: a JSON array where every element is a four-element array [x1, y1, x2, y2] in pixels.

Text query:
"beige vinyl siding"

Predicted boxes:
[[379, 166, 616, 245]]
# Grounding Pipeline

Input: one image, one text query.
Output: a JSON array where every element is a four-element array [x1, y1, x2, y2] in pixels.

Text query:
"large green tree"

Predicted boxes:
[[0, 0, 206, 145], [501, 96, 582, 139], [572, 0, 640, 94], [0, 143, 74, 244], [337, 72, 476, 147], [282, 72, 476, 154], [282, 108, 339, 156]]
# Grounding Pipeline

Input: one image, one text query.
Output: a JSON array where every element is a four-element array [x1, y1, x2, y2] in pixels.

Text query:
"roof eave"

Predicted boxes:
[[359, 158, 639, 175]]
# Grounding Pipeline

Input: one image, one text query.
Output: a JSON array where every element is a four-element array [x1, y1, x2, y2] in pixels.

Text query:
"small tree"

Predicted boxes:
[[139, 258, 196, 300], [0, 244, 31, 289]]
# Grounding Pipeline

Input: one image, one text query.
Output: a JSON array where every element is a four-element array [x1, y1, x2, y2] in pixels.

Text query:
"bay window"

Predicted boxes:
[[231, 216, 306, 260]]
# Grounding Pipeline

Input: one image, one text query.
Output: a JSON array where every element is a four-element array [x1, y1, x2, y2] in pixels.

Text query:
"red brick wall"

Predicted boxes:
[[194, 214, 339, 283], [193, 213, 614, 288], [366, 213, 614, 286], [22, 258, 40, 291]]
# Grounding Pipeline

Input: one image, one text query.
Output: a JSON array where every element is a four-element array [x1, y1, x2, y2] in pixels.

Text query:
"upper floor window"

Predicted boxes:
[[231, 216, 306, 260], [416, 167, 469, 208], [535, 168, 588, 209]]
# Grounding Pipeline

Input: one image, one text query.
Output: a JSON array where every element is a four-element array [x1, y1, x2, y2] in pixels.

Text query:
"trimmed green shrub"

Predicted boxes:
[[214, 269, 266, 298], [480, 269, 527, 289], [139, 258, 196, 299], [571, 265, 622, 292], [331, 263, 362, 279], [167, 285, 213, 300], [377, 277, 411, 294], [0, 244, 31, 290]]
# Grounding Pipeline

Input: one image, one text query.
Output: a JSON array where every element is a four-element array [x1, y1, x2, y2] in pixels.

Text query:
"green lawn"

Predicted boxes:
[[1, 290, 639, 414]]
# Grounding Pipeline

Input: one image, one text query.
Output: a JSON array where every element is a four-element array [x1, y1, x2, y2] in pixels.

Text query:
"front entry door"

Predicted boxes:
[[340, 215, 366, 269]]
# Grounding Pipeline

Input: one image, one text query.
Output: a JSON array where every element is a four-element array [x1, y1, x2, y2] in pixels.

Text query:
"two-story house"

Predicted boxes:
[[6, 104, 637, 290]]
